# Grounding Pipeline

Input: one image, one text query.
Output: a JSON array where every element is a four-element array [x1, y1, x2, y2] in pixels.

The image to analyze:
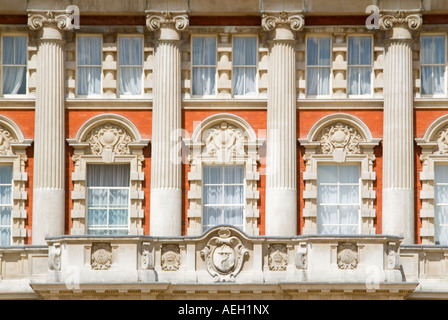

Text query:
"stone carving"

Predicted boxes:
[[48, 244, 61, 271], [268, 244, 288, 271], [141, 243, 154, 270], [27, 9, 73, 31], [317, 122, 363, 155], [0, 126, 14, 155], [295, 244, 307, 270], [435, 126, 448, 154], [201, 227, 249, 282], [161, 245, 181, 271], [91, 243, 113, 270], [202, 122, 247, 161], [379, 10, 422, 31], [261, 11, 304, 31], [337, 243, 358, 270], [386, 242, 400, 270], [146, 11, 189, 31], [86, 123, 133, 162]]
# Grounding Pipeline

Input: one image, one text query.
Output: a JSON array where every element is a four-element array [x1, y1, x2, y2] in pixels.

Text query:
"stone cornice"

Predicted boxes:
[[27, 9, 73, 31], [379, 10, 423, 31], [261, 11, 304, 32], [145, 10, 189, 31]]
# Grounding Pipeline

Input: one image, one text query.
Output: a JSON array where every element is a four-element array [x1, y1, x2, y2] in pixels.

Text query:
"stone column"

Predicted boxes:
[[380, 11, 422, 244], [262, 12, 303, 236], [28, 10, 71, 245], [146, 12, 188, 236]]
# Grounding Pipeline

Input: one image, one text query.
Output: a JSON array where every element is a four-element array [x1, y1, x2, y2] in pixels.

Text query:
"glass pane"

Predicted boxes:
[[0, 206, 11, 226], [245, 68, 257, 95], [3, 66, 27, 94], [90, 37, 102, 65], [421, 36, 433, 64], [118, 37, 131, 65], [340, 225, 358, 235], [318, 205, 338, 225], [233, 67, 245, 95], [203, 37, 216, 66], [203, 67, 216, 95], [88, 209, 107, 226], [339, 165, 359, 183], [203, 206, 222, 229], [435, 165, 448, 183], [109, 209, 128, 226], [88, 189, 108, 206], [77, 36, 90, 65], [359, 67, 372, 95], [318, 185, 338, 204], [118, 67, 142, 95], [203, 166, 222, 184], [245, 37, 257, 66], [339, 205, 359, 225], [319, 224, 338, 235], [130, 37, 142, 65], [224, 185, 244, 204], [348, 37, 360, 65], [0, 227, 10, 246], [339, 185, 359, 204], [192, 67, 204, 95], [203, 186, 223, 205], [109, 189, 129, 206], [87, 164, 130, 187], [307, 38, 318, 66], [88, 229, 107, 235], [318, 165, 338, 183], [348, 67, 359, 95], [0, 186, 11, 205], [224, 166, 244, 184], [233, 37, 245, 66], [2, 36, 14, 64], [359, 37, 372, 65], [421, 66, 433, 95], [0, 166, 12, 184], [433, 66, 445, 95], [436, 185, 448, 204], [319, 68, 330, 95], [192, 37, 204, 65], [433, 35, 446, 64], [224, 207, 244, 226], [318, 38, 331, 66]]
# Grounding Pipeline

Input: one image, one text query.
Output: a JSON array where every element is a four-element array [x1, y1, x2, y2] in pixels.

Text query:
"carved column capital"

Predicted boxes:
[[379, 10, 422, 39], [145, 11, 189, 32], [261, 11, 304, 32], [27, 9, 74, 31]]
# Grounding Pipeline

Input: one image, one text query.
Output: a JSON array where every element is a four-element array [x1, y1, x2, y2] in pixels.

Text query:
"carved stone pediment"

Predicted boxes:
[[202, 122, 247, 162], [85, 123, 133, 162], [317, 122, 363, 160], [200, 227, 249, 282]]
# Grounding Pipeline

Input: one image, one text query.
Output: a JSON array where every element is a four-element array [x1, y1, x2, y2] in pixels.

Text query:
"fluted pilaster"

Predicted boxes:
[[147, 11, 187, 236], [28, 10, 70, 244], [380, 10, 422, 244], [263, 12, 303, 236]]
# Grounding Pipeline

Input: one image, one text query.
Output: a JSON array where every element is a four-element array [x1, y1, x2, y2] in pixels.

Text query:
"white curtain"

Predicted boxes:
[[203, 166, 244, 230], [2, 36, 26, 95], [87, 164, 129, 234], [118, 37, 142, 95], [77, 36, 101, 95], [421, 35, 445, 95], [192, 37, 216, 95], [348, 37, 372, 95], [435, 165, 448, 244], [233, 37, 257, 95], [0, 166, 12, 246], [307, 37, 330, 95]]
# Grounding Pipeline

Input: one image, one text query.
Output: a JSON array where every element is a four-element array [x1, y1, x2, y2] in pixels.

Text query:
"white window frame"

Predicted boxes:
[[86, 164, 131, 235], [76, 34, 103, 98], [347, 35, 374, 98], [305, 35, 332, 98], [117, 34, 144, 97], [202, 165, 245, 232], [317, 163, 362, 235], [420, 33, 447, 97], [0, 164, 13, 246], [232, 35, 258, 98], [191, 35, 217, 97], [1, 33, 28, 97]]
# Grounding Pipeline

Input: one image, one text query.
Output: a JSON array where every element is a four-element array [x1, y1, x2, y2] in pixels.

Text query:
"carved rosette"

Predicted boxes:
[[200, 228, 249, 282], [146, 11, 189, 31], [317, 122, 363, 155], [337, 243, 358, 270], [0, 126, 15, 156], [202, 122, 247, 162], [85, 123, 133, 162], [161, 245, 181, 271], [268, 244, 288, 271], [91, 243, 113, 270], [261, 11, 304, 32], [27, 9, 73, 31], [379, 10, 422, 31]]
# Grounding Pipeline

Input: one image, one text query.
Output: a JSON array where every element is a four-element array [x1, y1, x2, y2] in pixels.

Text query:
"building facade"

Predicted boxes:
[[0, 0, 447, 300]]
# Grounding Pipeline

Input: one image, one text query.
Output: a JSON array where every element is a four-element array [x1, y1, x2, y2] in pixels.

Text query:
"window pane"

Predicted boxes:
[[203, 206, 222, 229], [2, 36, 14, 64], [203, 67, 216, 95], [109, 189, 129, 206], [90, 37, 102, 65], [224, 207, 243, 226], [3, 66, 26, 94], [435, 165, 448, 183], [348, 37, 360, 65], [118, 37, 142, 66], [421, 36, 433, 64], [233, 37, 245, 66], [359, 37, 372, 65], [203, 37, 216, 66], [318, 185, 338, 204], [245, 68, 256, 95], [359, 67, 372, 95], [0, 227, 10, 246], [307, 38, 319, 66], [433, 35, 446, 64], [192, 37, 204, 65], [318, 38, 331, 66], [203, 186, 223, 205], [109, 209, 128, 226], [224, 166, 244, 184], [203, 166, 222, 184], [348, 67, 359, 95], [88, 208, 107, 226], [340, 225, 358, 235], [118, 67, 142, 95], [339, 165, 359, 183], [318, 165, 338, 183], [245, 37, 257, 66], [87, 164, 130, 187], [339, 205, 359, 225], [0, 166, 12, 184], [319, 68, 330, 95], [233, 67, 245, 95], [0, 207, 11, 226], [224, 185, 244, 204], [433, 66, 445, 95], [0, 186, 11, 205], [339, 185, 359, 204], [436, 185, 448, 204], [421, 66, 433, 95], [77, 36, 90, 65], [318, 205, 338, 225], [319, 224, 338, 235], [307, 67, 318, 95], [88, 189, 108, 206]]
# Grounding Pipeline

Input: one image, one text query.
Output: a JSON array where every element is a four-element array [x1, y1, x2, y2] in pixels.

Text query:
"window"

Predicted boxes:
[[192, 37, 216, 96], [348, 36, 372, 95], [87, 164, 130, 235], [233, 36, 257, 96], [421, 35, 446, 95], [434, 165, 448, 245], [118, 36, 143, 95], [202, 166, 244, 232], [306, 37, 331, 95], [0, 166, 12, 246], [77, 36, 102, 96], [318, 165, 360, 235], [2, 35, 27, 95]]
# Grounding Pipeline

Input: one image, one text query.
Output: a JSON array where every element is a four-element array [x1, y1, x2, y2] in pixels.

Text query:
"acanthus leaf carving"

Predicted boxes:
[[200, 227, 249, 282]]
